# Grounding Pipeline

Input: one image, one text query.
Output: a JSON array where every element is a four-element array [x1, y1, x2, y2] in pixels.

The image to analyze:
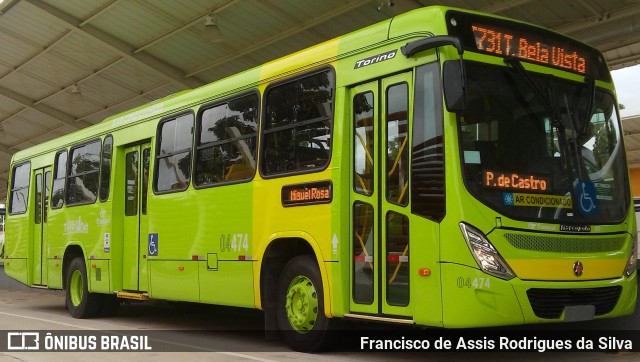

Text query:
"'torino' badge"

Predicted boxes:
[[354, 50, 397, 69]]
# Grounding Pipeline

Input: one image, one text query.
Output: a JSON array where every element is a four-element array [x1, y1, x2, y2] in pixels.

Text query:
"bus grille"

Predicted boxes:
[[504, 233, 625, 253], [526, 286, 622, 319]]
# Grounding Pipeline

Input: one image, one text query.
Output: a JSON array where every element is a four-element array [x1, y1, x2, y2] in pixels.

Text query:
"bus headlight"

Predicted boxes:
[[624, 234, 637, 278], [459, 223, 515, 280]]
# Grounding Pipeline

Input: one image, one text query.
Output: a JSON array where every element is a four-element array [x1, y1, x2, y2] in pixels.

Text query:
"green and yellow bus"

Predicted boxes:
[[4, 6, 636, 351]]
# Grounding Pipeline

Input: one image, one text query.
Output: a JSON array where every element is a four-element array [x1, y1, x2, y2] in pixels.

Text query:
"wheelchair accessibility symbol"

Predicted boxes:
[[575, 180, 598, 216], [148, 233, 158, 256]]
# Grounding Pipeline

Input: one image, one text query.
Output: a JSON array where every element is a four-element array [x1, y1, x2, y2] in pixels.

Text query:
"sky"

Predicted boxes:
[[612, 65, 640, 118]]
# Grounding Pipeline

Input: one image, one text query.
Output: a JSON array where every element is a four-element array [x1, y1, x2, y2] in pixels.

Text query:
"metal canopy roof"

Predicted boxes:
[[1, 0, 639, 199]]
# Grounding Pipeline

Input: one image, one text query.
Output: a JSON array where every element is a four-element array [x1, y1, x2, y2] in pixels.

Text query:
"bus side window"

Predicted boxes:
[[412, 62, 444, 220], [9, 162, 30, 214], [155, 112, 193, 192], [66, 140, 101, 206], [99, 135, 113, 202], [385, 82, 409, 206], [353, 91, 375, 196], [195, 93, 258, 186], [261, 70, 334, 176], [51, 150, 67, 209]]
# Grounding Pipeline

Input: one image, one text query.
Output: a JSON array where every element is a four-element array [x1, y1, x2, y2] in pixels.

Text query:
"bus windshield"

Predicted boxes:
[[458, 61, 629, 224]]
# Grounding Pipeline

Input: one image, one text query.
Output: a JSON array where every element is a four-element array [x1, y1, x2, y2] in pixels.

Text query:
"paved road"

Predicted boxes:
[[0, 266, 638, 361]]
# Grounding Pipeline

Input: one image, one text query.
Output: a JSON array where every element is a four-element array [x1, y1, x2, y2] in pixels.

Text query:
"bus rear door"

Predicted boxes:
[[123, 142, 151, 292], [32, 167, 51, 286]]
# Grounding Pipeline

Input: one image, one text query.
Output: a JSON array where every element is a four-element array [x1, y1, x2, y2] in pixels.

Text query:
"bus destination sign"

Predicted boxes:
[[281, 180, 333, 207], [483, 170, 550, 193], [471, 23, 587, 75]]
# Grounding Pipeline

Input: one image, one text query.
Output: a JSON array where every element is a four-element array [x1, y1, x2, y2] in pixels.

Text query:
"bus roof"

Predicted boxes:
[[10, 5, 603, 164]]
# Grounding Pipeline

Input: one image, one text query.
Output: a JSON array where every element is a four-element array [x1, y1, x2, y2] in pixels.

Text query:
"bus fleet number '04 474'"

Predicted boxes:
[[220, 233, 249, 252], [457, 277, 491, 289]]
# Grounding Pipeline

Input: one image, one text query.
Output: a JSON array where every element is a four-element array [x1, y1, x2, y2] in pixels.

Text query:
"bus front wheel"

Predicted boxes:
[[65, 257, 101, 318], [276, 255, 331, 352]]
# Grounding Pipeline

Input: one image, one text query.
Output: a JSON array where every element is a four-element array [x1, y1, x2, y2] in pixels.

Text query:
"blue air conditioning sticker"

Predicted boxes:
[[354, 50, 397, 69], [148, 233, 158, 257], [504, 192, 515, 206], [575, 180, 598, 215]]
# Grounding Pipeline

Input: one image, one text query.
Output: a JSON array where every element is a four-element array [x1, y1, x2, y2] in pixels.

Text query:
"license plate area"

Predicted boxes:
[[563, 305, 595, 322]]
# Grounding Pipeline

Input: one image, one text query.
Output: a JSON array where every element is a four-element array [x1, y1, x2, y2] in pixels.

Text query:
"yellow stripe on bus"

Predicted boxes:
[[508, 258, 626, 280]]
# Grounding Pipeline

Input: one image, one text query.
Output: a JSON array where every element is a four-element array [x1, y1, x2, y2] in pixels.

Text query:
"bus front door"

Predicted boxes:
[[123, 142, 151, 292], [349, 73, 413, 318], [32, 167, 51, 286]]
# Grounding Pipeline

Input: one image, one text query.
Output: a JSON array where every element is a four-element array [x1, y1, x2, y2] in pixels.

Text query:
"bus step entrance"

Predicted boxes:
[[116, 291, 149, 301]]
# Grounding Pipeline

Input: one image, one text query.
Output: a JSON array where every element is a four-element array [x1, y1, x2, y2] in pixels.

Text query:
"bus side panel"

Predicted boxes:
[[441, 263, 524, 327], [84, 200, 115, 294], [149, 260, 199, 302], [93, 200, 116, 294], [194, 182, 255, 307], [146, 189, 200, 301], [411, 219, 443, 326], [44, 206, 65, 287], [146, 187, 257, 306], [328, 86, 349, 318], [55, 203, 109, 293], [46, 259, 63, 289], [252, 172, 335, 311], [4, 214, 31, 285], [4, 258, 28, 285], [89, 259, 110, 293], [199, 261, 254, 308], [108, 144, 126, 293]]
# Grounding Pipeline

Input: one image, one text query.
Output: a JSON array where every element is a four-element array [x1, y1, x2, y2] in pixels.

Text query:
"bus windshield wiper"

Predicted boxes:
[[503, 57, 580, 188], [553, 75, 595, 180], [580, 77, 596, 136], [504, 57, 560, 127]]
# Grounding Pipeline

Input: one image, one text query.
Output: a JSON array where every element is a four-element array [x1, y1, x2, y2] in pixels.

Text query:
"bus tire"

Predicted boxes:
[[276, 255, 330, 352], [65, 257, 101, 319]]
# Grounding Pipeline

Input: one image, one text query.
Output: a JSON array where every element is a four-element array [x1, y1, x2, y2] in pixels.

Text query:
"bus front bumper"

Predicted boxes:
[[437, 263, 637, 328]]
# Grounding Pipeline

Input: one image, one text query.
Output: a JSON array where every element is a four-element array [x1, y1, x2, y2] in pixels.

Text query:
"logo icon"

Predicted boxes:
[[148, 233, 158, 257], [573, 261, 584, 277], [7, 332, 39, 350], [575, 180, 598, 216]]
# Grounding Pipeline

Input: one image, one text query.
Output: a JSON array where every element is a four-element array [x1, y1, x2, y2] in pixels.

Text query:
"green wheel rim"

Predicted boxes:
[[69, 270, 83, 307], [285, 275, 319, 334]]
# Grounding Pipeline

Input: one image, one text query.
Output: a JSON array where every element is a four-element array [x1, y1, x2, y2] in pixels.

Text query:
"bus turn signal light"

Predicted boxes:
[[418, 268, 431, 276]]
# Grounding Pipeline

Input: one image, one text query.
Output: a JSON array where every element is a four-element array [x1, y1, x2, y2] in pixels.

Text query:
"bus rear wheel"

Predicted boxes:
[[65, 257, 101, 318], [276, 255, 330, 352]]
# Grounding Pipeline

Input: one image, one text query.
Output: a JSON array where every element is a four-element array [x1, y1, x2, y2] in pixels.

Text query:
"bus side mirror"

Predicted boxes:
[[443, 60, 466, 112], [401, 36, 466, 112]]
